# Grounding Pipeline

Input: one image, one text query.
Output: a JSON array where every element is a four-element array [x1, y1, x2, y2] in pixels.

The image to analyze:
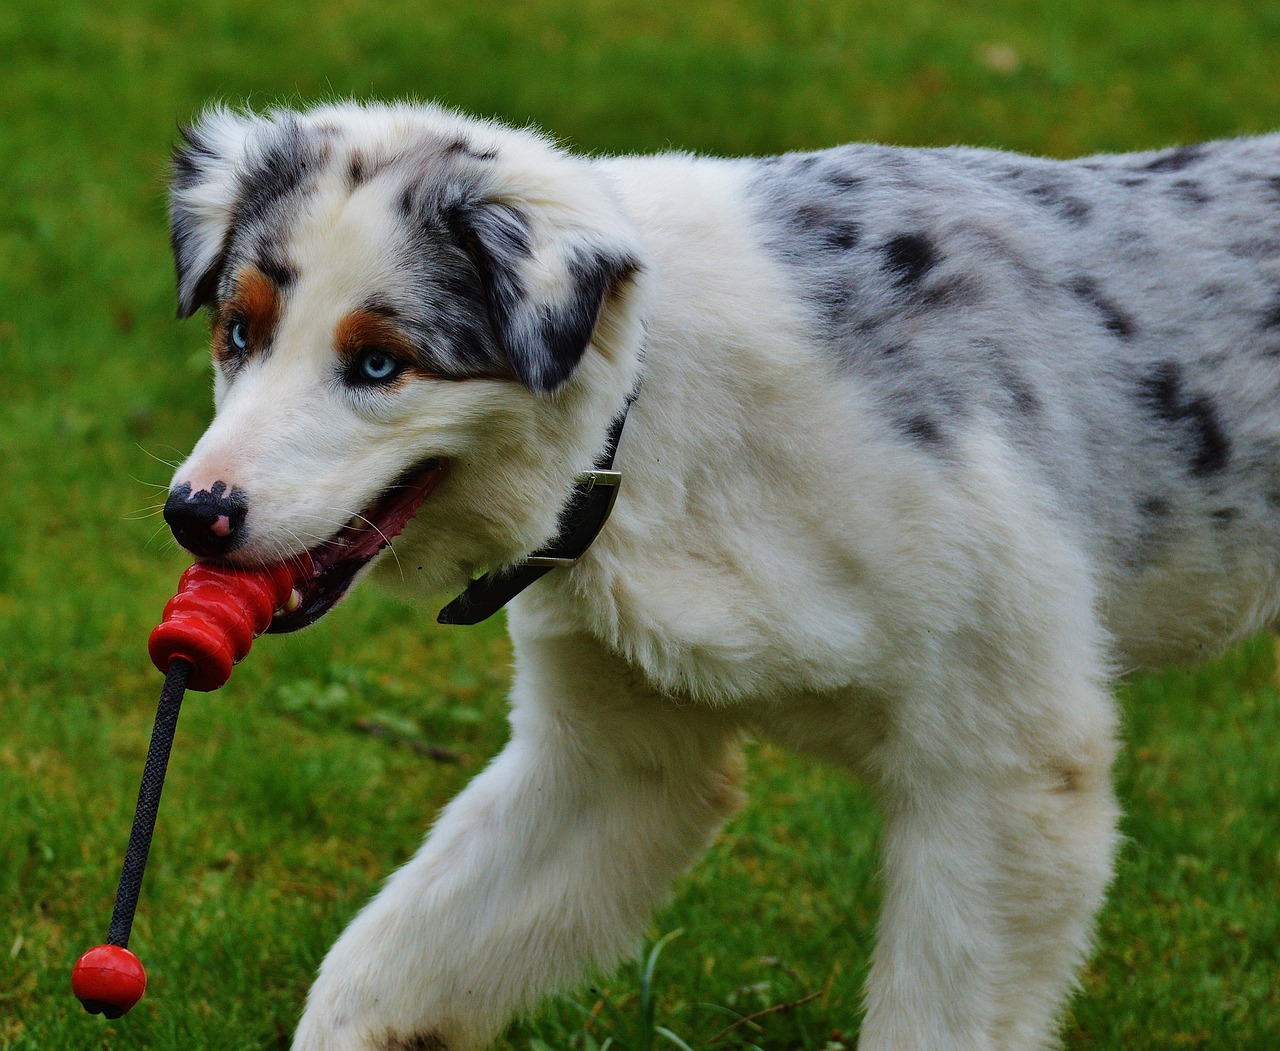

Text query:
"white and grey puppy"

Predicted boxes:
[[164, 100, 1280, 1051]]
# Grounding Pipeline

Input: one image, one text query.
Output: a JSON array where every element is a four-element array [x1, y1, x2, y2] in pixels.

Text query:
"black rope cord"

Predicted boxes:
[[106, 658, 191, 949]]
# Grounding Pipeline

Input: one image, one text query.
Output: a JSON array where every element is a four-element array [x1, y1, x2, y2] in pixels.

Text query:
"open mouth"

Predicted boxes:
[[266, 458, 448, 634]]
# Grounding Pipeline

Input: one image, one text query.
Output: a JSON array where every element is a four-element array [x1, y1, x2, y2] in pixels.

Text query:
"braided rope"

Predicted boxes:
[[106, 659, 190, 948]]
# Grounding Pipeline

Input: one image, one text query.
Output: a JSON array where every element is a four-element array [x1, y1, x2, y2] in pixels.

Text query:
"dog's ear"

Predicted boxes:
[[456, 199, 641, 393], [169, 109, 257, 319]]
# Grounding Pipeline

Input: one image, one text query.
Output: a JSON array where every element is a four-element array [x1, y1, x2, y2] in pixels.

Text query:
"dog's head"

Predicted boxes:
[[163, 102, 644, 627]]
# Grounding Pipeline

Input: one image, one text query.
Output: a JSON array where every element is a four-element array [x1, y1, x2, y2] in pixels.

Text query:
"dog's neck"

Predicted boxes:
[[435, 387, 637, 625]]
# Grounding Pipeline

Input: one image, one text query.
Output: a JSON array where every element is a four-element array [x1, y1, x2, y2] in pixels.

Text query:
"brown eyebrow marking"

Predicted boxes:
[[213, 265, 283, 366], [335, 309, 422, 366]]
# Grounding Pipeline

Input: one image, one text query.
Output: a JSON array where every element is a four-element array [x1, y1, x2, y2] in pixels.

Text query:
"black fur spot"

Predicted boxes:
[[784, 202, 862, 254], [444, 137, 497, 161], [824, 220, 861, 251], [346, 149, 398, 189], [899, 413, 945, 448], [1118, 175, 1150, 188], [999, 367, 1041, 416], [882, 233, 938, 288], [824, 169, 863, 191], [1211, 507, 1240, 528], [1025, 183, 1091, 225], [257, 256, 297, 289], [1068, 276, 1136, 341], [1170, 179, 1211, 206], [973, 338, 1040, 417], [398, 185, 416, 218], [1264, 299, 1280, 330], [1140, 144, 1205, 174], [348, 152, 370, 187], [1058, 196, 1091, 224], [1134, 361, 1231, 476], [793, 203, 825, 232], [1140, 495, 1171, 519]]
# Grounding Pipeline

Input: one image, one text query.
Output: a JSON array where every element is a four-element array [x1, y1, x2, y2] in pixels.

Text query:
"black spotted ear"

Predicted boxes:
[[169, 109, 257, 319], [460, 200, 641, 393]]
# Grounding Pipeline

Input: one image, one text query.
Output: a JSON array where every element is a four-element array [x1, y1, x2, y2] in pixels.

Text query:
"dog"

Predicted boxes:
[[161, 100, 1280, 1050]]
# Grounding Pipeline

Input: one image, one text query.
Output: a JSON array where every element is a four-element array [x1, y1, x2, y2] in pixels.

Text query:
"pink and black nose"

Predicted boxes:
[[163, 482, 248, 559]]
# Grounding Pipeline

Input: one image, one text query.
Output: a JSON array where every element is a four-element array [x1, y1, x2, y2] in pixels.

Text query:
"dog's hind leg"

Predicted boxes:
[[291, 629, 745, 1051], [858, 674, 1120, 1051]]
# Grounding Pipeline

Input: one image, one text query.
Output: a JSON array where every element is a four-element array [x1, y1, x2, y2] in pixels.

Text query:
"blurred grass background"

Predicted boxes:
[[2, 1, 1279, 1047]]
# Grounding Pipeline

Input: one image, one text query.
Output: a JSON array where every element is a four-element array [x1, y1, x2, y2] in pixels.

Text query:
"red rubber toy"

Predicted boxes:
[[74, 555, 315, 1019], [148, 555, 313, 691], [71, 945, 147, 1019]]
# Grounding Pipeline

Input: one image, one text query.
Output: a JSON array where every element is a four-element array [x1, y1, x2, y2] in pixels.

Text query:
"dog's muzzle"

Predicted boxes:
[[164, 482, 248, 559]]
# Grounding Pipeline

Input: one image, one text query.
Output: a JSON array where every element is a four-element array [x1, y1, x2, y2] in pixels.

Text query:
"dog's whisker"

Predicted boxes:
[[321, 506, 406, 578], [134, 444, 185, 472], [144, 522, 177, 551], [130, 475, 175, 492], [124, 504, 169, 522]]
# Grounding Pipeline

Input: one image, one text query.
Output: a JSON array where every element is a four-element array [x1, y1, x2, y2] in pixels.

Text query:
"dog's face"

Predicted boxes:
[[163, 103, 643, 627]]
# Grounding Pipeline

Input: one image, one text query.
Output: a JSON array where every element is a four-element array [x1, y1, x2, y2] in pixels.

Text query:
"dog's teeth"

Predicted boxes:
[[347, 515, 364, 532], [273, 589, 303, 619]]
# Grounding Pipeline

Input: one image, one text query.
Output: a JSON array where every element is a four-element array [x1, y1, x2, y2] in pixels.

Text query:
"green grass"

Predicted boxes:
[[2, 0, 1279, 1047]]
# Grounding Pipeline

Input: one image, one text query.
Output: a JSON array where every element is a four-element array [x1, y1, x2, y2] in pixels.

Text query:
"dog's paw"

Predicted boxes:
[[290, 966, 483, 1051], [292, 1009, 461, 1051]]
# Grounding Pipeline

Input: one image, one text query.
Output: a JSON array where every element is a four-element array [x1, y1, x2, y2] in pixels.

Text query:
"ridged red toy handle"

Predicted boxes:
[[147, 556, 313, 691]]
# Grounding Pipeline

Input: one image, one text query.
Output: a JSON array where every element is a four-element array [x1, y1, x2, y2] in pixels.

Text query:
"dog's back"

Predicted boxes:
[[598, 135, 1280, 669]]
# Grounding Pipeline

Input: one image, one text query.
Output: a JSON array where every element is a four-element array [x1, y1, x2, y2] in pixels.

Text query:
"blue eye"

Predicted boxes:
[[228, 319, 249, 353], [356, 350, 402, 384]]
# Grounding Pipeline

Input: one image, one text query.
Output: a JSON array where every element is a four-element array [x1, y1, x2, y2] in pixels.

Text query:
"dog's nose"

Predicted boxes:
[[164, 482, 248, 559]]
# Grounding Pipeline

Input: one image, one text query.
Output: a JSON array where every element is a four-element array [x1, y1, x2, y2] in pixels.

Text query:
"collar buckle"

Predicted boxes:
[[519, 470, 622, 570]]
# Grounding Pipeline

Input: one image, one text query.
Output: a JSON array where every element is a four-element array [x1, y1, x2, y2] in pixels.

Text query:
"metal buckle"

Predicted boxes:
[[518, 470, 622, 570]]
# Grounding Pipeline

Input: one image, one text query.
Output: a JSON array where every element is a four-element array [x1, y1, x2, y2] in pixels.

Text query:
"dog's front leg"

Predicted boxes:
[[858, 680, 1119, 1051], [292, 631, 745, 1051]]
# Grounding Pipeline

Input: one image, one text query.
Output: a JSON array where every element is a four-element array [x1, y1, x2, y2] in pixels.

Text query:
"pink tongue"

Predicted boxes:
[[326, 467, 445, 566]]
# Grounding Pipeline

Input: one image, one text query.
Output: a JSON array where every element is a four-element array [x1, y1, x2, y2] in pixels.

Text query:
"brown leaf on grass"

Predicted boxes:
[[707, 990, 822, 1044]]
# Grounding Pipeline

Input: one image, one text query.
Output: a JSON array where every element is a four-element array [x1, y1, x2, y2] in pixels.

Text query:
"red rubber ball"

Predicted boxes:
[[72, 944, 147, 1018]]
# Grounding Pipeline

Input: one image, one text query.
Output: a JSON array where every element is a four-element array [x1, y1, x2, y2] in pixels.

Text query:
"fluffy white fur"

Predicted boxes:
[[164, 100, 1280, 1050]]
